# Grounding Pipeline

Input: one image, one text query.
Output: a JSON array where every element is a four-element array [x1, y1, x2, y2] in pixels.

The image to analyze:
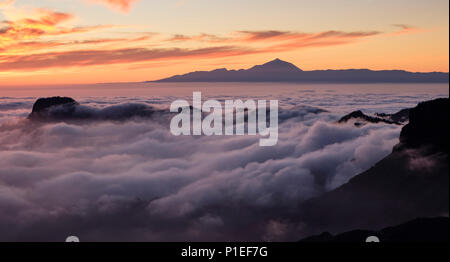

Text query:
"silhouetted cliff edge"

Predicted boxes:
[[396, 98, 449, 154]]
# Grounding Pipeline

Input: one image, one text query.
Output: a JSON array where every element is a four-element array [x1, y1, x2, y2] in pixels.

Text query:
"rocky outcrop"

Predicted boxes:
[[338, 110, 400, 126], [376, 108, 410, 124], [27, 96, 158, 122], [29, 96, 78, 120]]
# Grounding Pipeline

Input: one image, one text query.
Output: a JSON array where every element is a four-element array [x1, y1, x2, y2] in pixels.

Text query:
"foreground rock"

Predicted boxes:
[[396, 98, 448, 153], [300, 98, 449, 237]]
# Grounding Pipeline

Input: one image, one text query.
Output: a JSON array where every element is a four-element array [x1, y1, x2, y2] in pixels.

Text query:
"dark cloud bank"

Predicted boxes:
[[1, 96, 446, 241]]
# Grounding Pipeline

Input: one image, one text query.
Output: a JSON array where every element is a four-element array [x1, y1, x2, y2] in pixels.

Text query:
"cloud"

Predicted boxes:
[[0, 33, 151, 54], [0, 98, 402, 241], [238, 30, 301, 42], [0, 9, 111, 50], [0, 2, 383, 72], [0, 29, 382, 71], [391, 24, 423, 36], [238, 30, 380, 52], [89, 0, 140, 12], [162, 30, 381, 60], [167, 33, 229, 43], [0, 1, 426, 75], [0, 0, 14, 8], [0, 3, 120, 55], [167, 30, 380, 45], [404, 149, 445, 172], [0, 9, 73, 41], [0, 46, 258, 71]]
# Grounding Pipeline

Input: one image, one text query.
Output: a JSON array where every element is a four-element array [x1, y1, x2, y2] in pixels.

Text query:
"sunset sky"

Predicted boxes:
[[0, 0, 448, 86]]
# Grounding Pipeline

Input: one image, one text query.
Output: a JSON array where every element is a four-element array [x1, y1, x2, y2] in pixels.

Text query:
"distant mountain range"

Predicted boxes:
[[151, 59, 449, 83]]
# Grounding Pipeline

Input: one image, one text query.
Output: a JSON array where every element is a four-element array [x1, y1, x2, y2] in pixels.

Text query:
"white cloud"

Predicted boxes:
[[0, 98, 402, 241]]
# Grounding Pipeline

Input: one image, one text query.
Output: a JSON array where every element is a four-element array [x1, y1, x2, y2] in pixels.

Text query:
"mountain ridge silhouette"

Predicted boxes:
[[152, 59, 449, 83]]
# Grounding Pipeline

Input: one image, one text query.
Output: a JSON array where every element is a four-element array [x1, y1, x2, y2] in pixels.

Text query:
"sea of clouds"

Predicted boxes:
[[0, 89, 446, 241]]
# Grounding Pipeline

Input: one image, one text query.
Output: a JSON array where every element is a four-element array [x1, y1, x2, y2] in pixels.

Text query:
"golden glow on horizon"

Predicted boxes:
[[0, 0, 448, 86]]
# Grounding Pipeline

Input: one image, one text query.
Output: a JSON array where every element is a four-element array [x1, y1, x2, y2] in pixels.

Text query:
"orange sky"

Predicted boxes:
[[0, 0, 448, 86]]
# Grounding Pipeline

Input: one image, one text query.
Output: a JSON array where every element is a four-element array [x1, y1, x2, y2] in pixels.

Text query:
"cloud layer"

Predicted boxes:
[[0, 97, 402, 241]]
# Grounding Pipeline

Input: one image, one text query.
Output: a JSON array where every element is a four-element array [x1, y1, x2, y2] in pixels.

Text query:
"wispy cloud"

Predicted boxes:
[[252, 30, 381, 52], [167, 33, 229, 43], [167, 30, 380, 44], [0, 46, 258, 71], [238, 30, 380, 43], [0, 35, 153, 54], [89, 0, 140, 13], [164, 29, 381, 55], [391, 24, 423, 36], [237, 30, 305, 42]]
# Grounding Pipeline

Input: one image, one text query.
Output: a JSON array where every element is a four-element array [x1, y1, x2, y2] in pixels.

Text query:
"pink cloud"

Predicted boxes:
[[0, 9, 104, 40], [91, 0, 140, 12], [0, 46, 258, 71]]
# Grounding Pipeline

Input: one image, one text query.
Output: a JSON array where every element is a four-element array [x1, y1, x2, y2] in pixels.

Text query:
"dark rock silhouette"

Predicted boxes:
[[31, 97, 78, 113], [301, 217, 449, 242], [376, 108, 410, 123], [396, 98, 449, 153], [28, 96, 158, 122], [300, 98, 449, 237], [29, 97, 78, 119], [153, 59, 449, 83], [338, 110, 400, 126]]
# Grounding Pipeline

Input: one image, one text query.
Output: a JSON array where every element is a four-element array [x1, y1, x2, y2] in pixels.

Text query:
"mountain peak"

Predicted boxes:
[[251, 58, 303, 72], [267, 58, 286, 64], [268, 58, 283, 63]]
